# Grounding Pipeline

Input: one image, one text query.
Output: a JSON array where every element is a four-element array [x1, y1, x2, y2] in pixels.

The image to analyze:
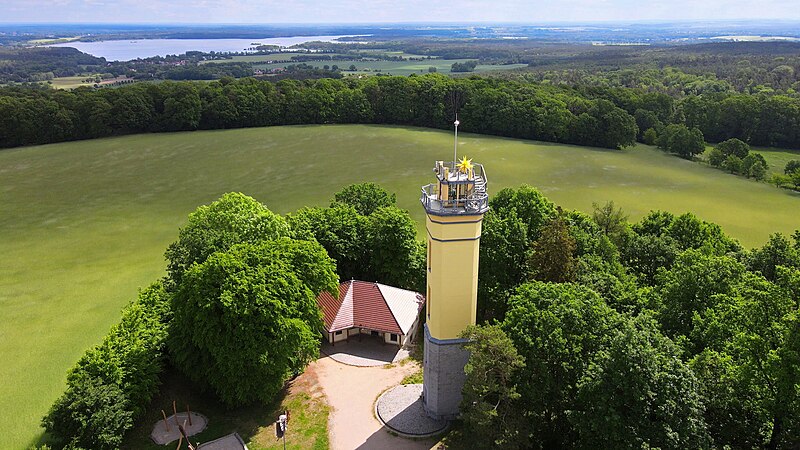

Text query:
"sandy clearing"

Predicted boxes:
[[311, 356, 439, 450]]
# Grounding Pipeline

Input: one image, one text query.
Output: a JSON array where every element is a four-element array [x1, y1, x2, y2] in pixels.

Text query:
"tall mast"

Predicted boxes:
[[452, 116, 459, 171]]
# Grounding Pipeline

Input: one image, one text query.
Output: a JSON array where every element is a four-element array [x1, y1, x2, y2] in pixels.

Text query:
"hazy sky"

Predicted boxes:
[[3, 0, 800, 24]]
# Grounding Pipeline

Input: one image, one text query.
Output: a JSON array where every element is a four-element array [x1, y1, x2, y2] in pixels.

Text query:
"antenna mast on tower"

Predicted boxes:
[[452, 116, 459, 172]]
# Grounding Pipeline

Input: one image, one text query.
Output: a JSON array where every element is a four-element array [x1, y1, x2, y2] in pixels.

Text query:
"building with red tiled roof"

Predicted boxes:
[[317, 280, 425, 347]]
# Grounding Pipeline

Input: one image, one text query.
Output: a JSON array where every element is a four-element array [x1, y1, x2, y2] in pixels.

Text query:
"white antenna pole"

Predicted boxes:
[[453, 115, 460, 171]]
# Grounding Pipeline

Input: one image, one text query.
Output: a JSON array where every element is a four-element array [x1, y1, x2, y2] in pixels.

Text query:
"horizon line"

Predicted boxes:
[[3, 18, 800, 26]]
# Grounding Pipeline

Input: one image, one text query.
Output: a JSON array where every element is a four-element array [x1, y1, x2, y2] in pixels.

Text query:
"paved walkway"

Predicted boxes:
[[321, 336, 409, 367], [311, 356, 439, 450]]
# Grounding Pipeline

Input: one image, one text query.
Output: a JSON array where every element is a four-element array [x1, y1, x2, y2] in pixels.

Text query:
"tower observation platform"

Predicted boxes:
[[420, 160, 488, 216]]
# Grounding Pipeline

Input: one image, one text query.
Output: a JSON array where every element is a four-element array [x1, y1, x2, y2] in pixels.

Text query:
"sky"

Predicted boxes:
[[3, 0, 800, 24]]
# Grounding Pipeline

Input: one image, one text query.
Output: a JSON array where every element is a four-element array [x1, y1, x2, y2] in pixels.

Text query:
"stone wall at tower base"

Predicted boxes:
[[421, 324, 470, 420]]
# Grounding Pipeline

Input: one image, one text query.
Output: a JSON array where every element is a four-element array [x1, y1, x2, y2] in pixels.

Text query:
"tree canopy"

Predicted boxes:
[[657, 123, 706, 159], [462, 186, 799, 448], [164, 192, 289, 288], [289, 184, 424, 291], [169, 238, 337, 406]]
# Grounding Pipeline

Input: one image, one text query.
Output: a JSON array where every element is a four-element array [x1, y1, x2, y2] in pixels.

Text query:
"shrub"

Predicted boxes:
[[722, 155, 744, 174], [748, 160, 767, 180], [642, 127, 658, 145], [42, 375, 133, 450], [770, 173, 791, 188], [707, 147, 725, 167]]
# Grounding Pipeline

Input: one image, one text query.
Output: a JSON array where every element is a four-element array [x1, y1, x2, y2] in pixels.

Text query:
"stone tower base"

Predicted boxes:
[[422, 324, 470, 420]]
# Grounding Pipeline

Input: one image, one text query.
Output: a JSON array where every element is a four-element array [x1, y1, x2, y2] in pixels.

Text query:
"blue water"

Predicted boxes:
[[46, 35, 356, 61]]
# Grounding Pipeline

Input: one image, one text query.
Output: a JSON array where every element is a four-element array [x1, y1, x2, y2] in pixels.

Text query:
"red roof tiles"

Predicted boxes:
[[317, 281, 425, 335]]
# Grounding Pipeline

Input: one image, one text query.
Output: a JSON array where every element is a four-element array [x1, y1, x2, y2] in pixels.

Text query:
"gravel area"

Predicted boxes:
[[376, 384, 448, 437], [314, 356, 437, 449]]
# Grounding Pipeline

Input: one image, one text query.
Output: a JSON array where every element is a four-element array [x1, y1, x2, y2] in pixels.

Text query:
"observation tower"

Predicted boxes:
[[419, 120, 488, 419]]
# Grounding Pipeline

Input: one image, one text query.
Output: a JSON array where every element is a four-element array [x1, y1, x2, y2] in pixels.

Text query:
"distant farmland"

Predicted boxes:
[[202, 52, 527, 76], [255, 58, 527, 76], [1, 125, 798, 448]]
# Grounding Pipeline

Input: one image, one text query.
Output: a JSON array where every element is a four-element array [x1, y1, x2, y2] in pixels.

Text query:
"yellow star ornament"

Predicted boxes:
[[457, 156, 473, 174]]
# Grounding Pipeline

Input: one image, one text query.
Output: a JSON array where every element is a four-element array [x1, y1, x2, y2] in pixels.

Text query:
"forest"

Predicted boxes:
[[2, 72, 800, 175]]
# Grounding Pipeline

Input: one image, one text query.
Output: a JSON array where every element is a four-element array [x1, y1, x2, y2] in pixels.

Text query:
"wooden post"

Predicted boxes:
[[175, 435, 183, 450], [173, 400, 178, 425], [186, 404, 193, 426], [161, 409, 171, 432]]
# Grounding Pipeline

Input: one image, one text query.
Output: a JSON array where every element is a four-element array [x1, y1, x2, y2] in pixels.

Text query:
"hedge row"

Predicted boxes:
[[42, 282, 171, 450]]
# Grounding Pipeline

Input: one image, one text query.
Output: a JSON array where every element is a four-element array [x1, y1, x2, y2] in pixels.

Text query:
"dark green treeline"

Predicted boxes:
[[1, 73, 799, 150]]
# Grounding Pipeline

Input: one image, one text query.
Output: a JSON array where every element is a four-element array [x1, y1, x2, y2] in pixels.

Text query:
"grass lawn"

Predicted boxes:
[[1, 124, 798, 448], [757, 146, 800, 175]]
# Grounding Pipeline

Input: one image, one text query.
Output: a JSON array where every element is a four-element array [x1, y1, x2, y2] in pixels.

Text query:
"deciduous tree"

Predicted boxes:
[[573, 315, 710, 449], [164, 192, 289, 288], [502, 281, 621, 447], [169, 239, 337, 406], [331, 182, 396, 216]]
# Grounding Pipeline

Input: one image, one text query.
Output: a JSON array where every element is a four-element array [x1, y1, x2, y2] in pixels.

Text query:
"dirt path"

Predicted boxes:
[[311, 356, 439, 450]]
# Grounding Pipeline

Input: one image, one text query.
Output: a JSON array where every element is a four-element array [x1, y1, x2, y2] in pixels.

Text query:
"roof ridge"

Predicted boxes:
[[374, 281, 424, 296], [329, 281, 354, 331], [375, 283, 403, 336]]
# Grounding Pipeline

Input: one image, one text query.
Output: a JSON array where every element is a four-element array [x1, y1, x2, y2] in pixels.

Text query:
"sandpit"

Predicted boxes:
[[150, 411, 208, 445]]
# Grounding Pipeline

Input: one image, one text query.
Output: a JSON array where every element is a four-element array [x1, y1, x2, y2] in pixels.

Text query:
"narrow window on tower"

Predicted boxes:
[[427, 285, 431, 319], [427, 240, 431, 272]]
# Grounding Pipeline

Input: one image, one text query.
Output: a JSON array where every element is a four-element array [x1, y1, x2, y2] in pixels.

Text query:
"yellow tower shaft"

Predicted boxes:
[[425, 213, 483, 340]]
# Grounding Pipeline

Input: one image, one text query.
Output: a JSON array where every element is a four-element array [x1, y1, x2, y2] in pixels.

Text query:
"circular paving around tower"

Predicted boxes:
[[375, 384, 449, 438]]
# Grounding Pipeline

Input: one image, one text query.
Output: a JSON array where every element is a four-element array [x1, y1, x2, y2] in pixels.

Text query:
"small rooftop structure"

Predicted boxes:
[[197, 432, 248, 450], [420, 157, 489, 216], [317, 280, 425, 347]]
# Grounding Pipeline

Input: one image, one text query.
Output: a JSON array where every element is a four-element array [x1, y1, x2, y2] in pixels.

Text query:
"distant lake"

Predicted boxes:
[[46, 35, 359, 61]]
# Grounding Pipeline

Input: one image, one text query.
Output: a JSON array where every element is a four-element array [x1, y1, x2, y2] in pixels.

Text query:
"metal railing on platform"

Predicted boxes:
[[420, 184, 489, 215]]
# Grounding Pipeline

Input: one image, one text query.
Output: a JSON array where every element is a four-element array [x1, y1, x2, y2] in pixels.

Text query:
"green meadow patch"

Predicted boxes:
[[252, 58, 527, 76], [0, 125, 798, 448]]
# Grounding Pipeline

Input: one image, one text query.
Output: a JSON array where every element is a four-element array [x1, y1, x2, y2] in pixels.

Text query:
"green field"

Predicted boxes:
[[758, 146, 800, 175], [200, 52, 348, 64], [1, 125, 798, 448], [48, 76, 93, 89], [252, 58, 528, 76]]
